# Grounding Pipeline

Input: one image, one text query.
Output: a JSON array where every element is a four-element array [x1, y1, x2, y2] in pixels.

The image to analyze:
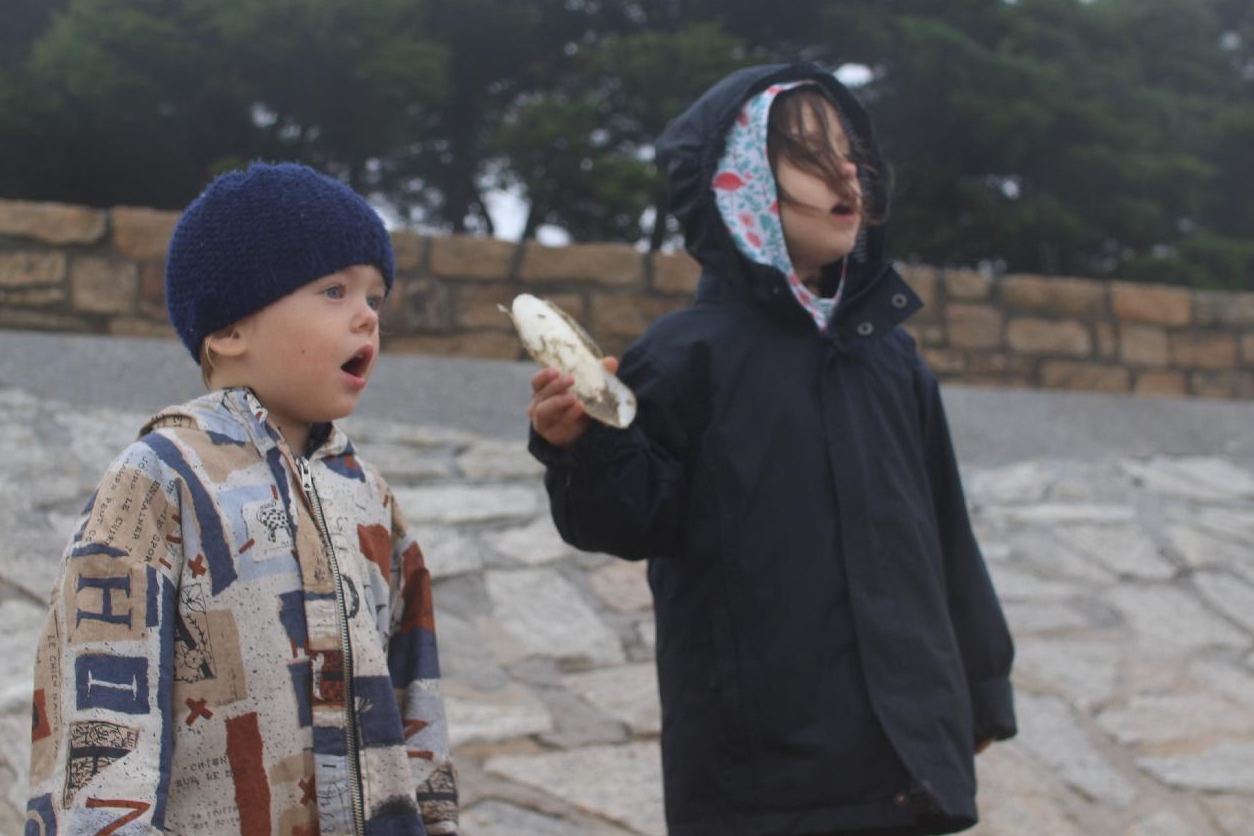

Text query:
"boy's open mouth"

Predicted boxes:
[[341, 345, 374, 378], [831, 202, 857, 217]]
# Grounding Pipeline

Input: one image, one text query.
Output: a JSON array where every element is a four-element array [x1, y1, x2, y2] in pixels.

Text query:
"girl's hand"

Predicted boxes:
[[529, 357, 619, 448]]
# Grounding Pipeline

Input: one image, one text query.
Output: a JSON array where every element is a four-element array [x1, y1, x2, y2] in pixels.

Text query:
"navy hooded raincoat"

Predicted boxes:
[[530, 63, 1016, 836]]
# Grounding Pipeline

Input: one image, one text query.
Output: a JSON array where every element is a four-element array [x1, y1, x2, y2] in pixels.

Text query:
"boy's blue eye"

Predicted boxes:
[[324, 285, 345, 300], [367, 296, 384, 311]]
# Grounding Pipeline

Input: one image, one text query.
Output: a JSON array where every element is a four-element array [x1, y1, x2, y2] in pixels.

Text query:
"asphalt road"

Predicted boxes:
[[1, 329, 1250, 465]]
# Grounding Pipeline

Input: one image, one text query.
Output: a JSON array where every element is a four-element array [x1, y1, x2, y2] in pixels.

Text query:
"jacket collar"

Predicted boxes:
[[697, 260, 923, 341], [142, 387, 350, 462]]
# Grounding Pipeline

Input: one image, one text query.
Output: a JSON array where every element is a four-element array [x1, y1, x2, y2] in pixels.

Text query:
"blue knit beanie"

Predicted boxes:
[[165, 161, 395, 362]]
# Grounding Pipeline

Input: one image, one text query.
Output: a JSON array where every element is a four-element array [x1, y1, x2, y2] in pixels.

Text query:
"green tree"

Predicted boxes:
[[196, 0, 449, 192], [0, 0, 447, 209], [0, 0, 1250, 288], [394, 0, 599, 232], [493, 92, 655, 241], [831, 0, 1251, 288], [488, 19, 749, 243], [590, 23, 750, 247], [0, 0, 71, 64]]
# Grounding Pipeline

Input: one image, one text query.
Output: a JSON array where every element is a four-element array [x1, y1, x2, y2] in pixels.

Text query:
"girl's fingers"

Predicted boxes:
[[531, 368, 575, 399], [539, 398, 587, 438], [531, 391, 579, 429], [531, 367, 559, 392], [602, 356, 619, 375], [528, 366, 594, 446]]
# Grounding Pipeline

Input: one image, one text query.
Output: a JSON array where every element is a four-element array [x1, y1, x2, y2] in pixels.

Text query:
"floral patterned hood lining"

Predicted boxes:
[[713, 77, 857, 330]]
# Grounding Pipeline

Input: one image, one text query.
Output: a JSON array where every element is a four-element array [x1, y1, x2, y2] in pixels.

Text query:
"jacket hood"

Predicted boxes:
[[655, 63, 891, 318]]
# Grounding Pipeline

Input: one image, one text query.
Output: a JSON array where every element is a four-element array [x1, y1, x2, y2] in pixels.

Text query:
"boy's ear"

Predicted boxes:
[[203, 321, 251, 359]]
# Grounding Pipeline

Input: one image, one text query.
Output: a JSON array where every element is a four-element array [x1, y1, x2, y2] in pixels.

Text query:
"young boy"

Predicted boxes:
[[26, 162, 458, 835], [528, 64, 1016, 835]]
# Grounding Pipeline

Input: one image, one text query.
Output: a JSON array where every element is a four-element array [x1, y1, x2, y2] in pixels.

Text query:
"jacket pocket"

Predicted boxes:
[[707, 590, 753, 764]]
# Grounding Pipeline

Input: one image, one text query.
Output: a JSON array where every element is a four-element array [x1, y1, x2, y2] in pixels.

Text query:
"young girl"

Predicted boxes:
[[527, 63, 1015, 835]]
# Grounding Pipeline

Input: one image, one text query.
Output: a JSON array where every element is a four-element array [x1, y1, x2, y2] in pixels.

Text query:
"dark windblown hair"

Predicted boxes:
[[766, 85, 888, 227]]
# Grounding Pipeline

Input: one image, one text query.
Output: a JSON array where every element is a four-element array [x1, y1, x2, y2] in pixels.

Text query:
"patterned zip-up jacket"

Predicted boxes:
[[27, 388, 458, 835]]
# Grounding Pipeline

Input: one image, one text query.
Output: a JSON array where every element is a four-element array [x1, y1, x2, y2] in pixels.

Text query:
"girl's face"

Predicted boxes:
[[773, 98, 862, 278]]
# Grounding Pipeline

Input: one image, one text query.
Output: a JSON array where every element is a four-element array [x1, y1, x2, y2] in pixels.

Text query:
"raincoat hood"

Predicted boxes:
[[656, 63, 895, 326]]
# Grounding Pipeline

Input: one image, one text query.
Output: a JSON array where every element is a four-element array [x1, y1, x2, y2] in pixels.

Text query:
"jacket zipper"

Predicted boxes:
[[295, 456, 367, 835]]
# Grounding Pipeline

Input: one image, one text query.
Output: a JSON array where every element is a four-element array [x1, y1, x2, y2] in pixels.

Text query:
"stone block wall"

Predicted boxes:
[[898, 266, 1254, 398], [1, 197, 1252, 398]]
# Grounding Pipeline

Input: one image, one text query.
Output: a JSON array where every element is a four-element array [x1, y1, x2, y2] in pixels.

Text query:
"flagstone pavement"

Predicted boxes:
[[1, 332, 1252, 835]]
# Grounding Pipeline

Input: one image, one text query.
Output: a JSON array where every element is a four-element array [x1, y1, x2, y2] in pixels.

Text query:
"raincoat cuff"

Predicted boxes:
[[527, 423, 624, 469], [970, 673, 1017, 742], [528, 426, 574, 467]]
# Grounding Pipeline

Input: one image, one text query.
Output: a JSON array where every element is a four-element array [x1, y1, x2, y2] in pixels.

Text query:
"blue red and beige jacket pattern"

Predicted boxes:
[[27, 388, 457, 835]]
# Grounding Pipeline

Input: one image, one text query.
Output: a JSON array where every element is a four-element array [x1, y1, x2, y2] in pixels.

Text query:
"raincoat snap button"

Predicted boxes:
[[856, 321, 874, 336], [893, 791, 909, 807], [891, 293, 908, 309]]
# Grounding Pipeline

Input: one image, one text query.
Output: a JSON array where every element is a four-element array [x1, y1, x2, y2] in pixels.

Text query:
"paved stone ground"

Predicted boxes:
[[1, 335, 1253, 834]]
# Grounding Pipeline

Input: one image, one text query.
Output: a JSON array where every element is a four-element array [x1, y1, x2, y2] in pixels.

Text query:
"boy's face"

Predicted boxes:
[[235, 264, 386, 435], [774, 98, 862, 276]]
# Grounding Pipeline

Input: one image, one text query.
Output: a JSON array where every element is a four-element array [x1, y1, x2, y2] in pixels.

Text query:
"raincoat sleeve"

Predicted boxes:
[[27, 440, 184, 834], [529, 343, 702, 560], [385, 490, 459, 834], [917, 365, 1018, 744]]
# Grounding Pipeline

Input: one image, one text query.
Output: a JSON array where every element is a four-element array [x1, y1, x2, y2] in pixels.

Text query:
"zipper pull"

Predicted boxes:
[[295, 456, 314, 495]]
